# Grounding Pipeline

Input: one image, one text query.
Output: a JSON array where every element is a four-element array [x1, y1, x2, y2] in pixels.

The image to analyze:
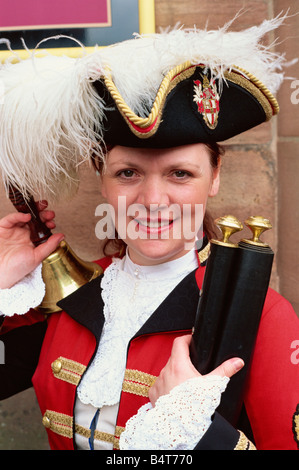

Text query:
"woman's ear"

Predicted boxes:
[[209, 159, 221, 197]]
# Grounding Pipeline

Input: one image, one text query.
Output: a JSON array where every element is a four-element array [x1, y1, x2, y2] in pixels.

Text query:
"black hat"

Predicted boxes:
[[94, 62, 278, 149]]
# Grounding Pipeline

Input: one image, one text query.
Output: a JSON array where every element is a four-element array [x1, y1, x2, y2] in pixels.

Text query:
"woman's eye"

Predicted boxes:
[[118, 169, 136, 178], [173, 170, 190, 178]]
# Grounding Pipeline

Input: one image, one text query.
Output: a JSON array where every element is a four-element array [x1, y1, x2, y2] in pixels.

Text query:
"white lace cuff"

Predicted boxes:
[[0, 265, 45, 317], [119, 375, 229, 450]]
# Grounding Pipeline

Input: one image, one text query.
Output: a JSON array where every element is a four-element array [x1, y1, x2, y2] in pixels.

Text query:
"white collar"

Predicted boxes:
[[122, 248, 199, 281]]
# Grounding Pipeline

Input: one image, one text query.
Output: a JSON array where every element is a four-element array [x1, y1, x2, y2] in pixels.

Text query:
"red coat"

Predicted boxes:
[[1, 255, 299, 450]]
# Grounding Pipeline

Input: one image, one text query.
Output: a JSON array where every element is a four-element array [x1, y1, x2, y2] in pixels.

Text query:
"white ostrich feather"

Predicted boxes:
[[0, 12, 291, 200], [0, 53, 106, 200]]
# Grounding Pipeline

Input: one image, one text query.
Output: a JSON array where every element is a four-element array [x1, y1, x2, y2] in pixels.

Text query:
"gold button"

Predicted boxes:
[[52, 359, 62, 374], [42, 415, 51, 429]]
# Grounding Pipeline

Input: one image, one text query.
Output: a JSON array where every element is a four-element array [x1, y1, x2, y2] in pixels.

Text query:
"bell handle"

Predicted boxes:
[[8, 185, 52, 247]]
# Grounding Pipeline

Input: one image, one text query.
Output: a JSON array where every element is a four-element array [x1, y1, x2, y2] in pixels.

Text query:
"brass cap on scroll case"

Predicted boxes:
[[212, 215, 243, 247], [242, 215, 272, 247]]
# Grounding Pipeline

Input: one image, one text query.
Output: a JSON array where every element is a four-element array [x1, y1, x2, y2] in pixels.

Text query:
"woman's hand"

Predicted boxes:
[[148, 334, 244, 406], [0, 201, 64, 289]]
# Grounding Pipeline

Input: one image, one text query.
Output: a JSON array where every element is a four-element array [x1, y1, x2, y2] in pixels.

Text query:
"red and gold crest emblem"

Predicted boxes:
[[193, 75, 220, 129]]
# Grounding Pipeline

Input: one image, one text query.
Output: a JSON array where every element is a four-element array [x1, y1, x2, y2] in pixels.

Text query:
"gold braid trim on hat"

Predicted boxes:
[[103, 62, 279, 138], [234, 66, 280, 115], [104, 60, 195, 129], [224, 70, 274, 121]]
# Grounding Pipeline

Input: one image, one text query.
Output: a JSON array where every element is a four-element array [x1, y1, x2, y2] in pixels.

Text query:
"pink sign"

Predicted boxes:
[[0, 0, 111, 30]]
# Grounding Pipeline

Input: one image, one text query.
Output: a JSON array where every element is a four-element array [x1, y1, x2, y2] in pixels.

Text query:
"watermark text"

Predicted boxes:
[[291, 80, 299, 105], [95, 197, 203, 249], [291, 339, 299, 365]]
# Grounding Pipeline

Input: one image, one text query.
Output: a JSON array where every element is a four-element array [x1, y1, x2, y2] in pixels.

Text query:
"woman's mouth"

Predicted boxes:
[[134, 218, 175, 235]]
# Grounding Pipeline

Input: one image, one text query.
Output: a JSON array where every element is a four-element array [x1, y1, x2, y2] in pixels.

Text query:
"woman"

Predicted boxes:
[[0, 15, 298, 450]]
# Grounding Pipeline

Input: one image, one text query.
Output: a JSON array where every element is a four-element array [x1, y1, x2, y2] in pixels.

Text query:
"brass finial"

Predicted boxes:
[[212, 215, 243, 247], [242, 215, 272, 247]]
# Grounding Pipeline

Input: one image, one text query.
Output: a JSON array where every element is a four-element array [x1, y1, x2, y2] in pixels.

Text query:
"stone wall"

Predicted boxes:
[[0, 0, 298, 450]]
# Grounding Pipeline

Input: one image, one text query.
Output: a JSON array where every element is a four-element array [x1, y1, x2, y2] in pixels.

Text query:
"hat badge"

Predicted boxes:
[[193, 74, 220, 130]]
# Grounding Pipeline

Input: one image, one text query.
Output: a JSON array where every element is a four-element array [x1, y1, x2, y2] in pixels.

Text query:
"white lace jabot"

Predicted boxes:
[[77, 248, 198, 408]]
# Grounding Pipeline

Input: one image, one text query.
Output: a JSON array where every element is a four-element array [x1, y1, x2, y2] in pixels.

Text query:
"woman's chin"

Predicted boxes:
[[126, 239, 194, 266]]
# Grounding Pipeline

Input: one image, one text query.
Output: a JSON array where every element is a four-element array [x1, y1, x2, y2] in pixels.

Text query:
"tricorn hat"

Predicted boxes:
[[0, 13, 288, 200]]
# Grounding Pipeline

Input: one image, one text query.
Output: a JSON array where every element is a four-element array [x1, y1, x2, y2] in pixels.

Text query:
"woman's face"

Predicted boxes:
[[100, 143, 220, 265]]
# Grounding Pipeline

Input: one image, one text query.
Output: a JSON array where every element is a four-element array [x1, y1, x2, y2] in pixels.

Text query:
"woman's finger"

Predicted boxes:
[[33, 233, 65, 264], [208, 357, 244, 379], [170, 334, 192, 358], [0, 212, 31, 229], [39, 209, 56, 226], [36, 200, 48, 211]]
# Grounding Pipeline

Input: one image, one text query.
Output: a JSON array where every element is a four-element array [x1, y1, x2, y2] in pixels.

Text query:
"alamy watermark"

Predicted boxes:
[[291, 340, 299, 365], [95, 196, 203, 249], [291, 80, 299, 105]]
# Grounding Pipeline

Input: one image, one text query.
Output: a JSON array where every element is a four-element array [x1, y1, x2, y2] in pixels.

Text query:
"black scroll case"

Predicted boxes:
[[190, 224, 274, 426]]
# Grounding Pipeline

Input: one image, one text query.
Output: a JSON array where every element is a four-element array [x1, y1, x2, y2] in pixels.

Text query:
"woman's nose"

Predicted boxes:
[[136, 177, 169, 208]]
